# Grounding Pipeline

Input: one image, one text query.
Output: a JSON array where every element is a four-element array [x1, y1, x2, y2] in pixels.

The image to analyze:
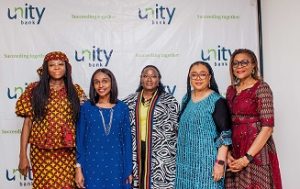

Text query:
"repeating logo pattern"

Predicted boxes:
[[5, 168, 33, 187], [7, 83, 28, 100], [200, 45, 233, 66], [7, 3, 46, 25], [138, 3, 176, 25], [75, 46, 113, 67]]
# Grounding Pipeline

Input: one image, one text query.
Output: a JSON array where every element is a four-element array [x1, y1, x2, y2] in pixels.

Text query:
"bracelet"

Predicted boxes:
[[215, 159, 225, 166], [75, 163, 81, 168], [245, 153, 254, 162]]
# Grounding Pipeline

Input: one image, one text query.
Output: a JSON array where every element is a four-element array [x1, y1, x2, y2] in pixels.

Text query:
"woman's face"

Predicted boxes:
[[93, 72, 111, 99], [140, 67, 160, 92], [48, 60, 66, 80], [232, 53, 256, 80], [189, 64, 211, 92]]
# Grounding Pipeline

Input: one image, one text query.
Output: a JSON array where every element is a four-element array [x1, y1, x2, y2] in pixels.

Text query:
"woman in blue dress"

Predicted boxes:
[[75, 68, 132, 189], [175, 61, 232, 189]]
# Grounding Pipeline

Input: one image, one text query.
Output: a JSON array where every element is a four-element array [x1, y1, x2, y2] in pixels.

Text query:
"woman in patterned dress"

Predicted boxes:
[[225, 49, 282, 189], [75, 68, 132, 189], [16, 51, 86, 189], [175, 61, 232, 189], [123, 65, 180, 189]]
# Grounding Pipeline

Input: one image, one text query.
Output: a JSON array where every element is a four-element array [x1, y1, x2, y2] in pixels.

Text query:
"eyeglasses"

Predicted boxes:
[[190, 72, 210, 80], [141, 74, 158, 79], [232, 60, 250, 68]]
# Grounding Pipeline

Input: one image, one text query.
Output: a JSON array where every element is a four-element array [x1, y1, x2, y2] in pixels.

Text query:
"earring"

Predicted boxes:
[[208, 82, 211, 88], [234, 77, 240, 85], [251, 69, 255, 75]]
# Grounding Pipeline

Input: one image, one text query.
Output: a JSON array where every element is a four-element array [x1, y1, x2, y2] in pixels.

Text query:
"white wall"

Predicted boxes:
[[262, 0, 300, 188]]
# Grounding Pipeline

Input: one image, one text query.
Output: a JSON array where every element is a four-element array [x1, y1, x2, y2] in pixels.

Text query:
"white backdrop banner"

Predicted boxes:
[[0, 0, 259, 188]]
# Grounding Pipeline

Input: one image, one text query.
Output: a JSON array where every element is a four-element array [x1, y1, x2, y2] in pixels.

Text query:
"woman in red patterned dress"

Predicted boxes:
[[16, 51, 86, 189], [225, 49, 282, 189]]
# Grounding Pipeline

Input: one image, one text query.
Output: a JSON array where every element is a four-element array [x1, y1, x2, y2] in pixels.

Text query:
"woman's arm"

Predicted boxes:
[[75, 103, 87, 188], [122, 105, 133, 184], [228, 127, 273, 172], [18, 117, 32, 176], [212, 98, 232, 181], [213, 98, 231, 181]]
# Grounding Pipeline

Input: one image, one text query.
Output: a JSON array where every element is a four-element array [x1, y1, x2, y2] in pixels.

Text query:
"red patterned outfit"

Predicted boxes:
[[16, 82, 85, 189], [225, 81, 282, 189]]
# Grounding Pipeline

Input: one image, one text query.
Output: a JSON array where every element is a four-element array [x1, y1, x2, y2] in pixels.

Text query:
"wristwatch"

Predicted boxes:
[[215, 159, 225, 165], [245, 153, 254, 162]]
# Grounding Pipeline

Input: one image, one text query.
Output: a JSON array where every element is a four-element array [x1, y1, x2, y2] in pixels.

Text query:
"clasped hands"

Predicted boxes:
[[226, 152, 250, 172]]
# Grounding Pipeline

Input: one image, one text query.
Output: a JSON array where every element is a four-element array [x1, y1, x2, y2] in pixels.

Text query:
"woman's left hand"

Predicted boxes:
[[228, 156, 249, 172], [212, 163, 225, 182]]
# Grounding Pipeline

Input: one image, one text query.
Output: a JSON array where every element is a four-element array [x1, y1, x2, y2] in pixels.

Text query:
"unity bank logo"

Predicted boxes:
[[7, 83, 28, 100], [164, 84, 176, 96], [200, 45, 233, 67], [7, 3, 46, 25], [6, 168, 33, 187], [75, 46, 113, 67], [138, 3, 176, 25]]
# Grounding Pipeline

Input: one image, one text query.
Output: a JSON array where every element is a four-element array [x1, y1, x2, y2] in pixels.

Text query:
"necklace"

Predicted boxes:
[[142, 96, 152, 106], [99, 108, 114, 136]]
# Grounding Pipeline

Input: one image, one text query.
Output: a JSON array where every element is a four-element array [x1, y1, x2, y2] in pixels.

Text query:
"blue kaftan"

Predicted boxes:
[[76, 100, 132, 189]]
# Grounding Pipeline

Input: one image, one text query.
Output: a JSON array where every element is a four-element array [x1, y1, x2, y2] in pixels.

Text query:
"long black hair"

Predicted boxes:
[[136, 65, 165, 95], [31, 59, 80, 122], [180, 61, 219, 118], [89, 68, 118, 105]]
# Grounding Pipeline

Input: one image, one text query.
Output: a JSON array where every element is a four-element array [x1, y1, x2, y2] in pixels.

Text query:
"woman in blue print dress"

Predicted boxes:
[[175, 61, 232, 189], [75, 68, 132, 189]]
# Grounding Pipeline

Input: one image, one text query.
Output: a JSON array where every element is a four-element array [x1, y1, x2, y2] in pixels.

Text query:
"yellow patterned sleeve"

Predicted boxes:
[[15, 82, 37, 118], [74, 84, 87, 103]]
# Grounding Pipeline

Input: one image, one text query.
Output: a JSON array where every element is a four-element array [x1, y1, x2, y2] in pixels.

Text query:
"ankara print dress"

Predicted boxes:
[[225, 81, 282, 189], [15, 82, 85, 189]]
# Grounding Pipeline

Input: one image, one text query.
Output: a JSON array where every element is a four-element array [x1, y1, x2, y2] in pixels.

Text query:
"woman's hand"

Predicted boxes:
[[126, 175, 133, 184], [18, 154, 30, 176], [212, 163, 225, 182], [18, 117, 32, 177], [75, 167, 85, 188], [226, 151, 235, 165], [228, 156, 249, 172]]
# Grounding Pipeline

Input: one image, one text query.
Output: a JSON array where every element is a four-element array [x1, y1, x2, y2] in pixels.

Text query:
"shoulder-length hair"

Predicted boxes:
[[89, 68, 118, 105], [180, 61, 219, 118], [229, 48, 261, 85], [136, 65, 165, 95], [32, 59, 80, 122]]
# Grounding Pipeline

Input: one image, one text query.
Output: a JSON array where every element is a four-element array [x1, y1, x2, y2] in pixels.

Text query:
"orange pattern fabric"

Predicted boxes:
[[30, 145, 76, 189], [15, 82, 85, 189], [15, 82, 85, 149], [43, 51, 69, 63]]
